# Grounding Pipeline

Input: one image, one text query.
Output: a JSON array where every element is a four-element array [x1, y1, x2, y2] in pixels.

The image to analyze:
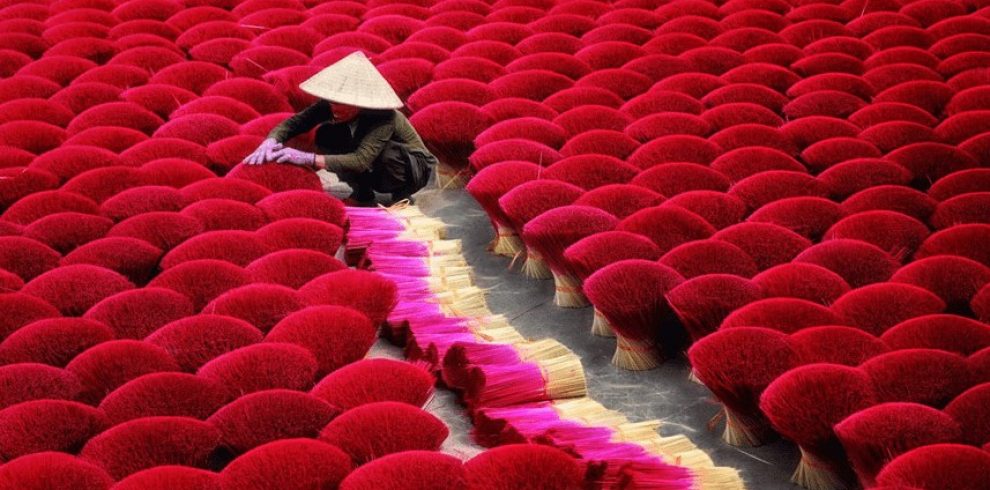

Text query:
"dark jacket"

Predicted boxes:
[[267, 100, 438, 175]]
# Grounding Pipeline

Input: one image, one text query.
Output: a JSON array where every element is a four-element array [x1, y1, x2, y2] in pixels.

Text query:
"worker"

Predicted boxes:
[[244, 51, 437, 206]]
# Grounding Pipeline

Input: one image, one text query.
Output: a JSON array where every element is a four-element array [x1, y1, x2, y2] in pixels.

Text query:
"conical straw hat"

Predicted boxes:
[[299, 51, 403, 110]]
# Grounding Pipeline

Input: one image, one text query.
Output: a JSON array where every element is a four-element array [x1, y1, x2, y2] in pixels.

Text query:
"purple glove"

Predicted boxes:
[[272, 147, 316, 167], [243, 138, 282, 165]]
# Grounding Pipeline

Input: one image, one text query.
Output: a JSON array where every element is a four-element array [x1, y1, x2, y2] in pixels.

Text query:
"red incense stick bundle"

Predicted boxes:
[[522, 205, 618, 307], [583, 259, 685, 370], [688, 327, 801, 446], [498, 180, 584, 279]]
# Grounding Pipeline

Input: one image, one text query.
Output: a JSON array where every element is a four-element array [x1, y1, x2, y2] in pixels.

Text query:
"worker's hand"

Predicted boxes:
[[271, 147, 317, 167], [243, 138, 282, 165]]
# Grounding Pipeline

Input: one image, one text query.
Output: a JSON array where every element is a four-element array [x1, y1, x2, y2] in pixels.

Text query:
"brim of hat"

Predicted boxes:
[[299, 85, 404, 110]]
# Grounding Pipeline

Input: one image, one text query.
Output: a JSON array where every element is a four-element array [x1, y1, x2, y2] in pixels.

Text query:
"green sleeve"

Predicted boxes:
[[266, 101, 332, 143], [322, 123, 395, 173]]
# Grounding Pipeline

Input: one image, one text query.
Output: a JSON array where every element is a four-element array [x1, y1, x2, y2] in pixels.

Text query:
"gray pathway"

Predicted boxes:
[[414, 186, 800, 490]]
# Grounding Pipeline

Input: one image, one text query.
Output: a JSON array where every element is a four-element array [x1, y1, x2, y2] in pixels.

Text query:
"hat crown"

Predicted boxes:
[[299, 51, 403, 110]]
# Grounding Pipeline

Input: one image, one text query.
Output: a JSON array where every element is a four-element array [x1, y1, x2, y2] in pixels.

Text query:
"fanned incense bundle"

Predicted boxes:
[[464, 161, 542, 257], [834, 403, 962, 487], [521, 205, 618, 307], [688, 327, 800, 446], [667, 274, 764, 342], [583, 260, 685, 370], [760, 364, 878, 490], [875, 444, 990, 490], [498, 180, 584, 279], [564, 231, 661, 336]]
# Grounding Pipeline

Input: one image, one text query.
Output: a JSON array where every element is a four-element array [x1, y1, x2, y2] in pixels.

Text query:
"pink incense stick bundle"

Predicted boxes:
[[498, 180, 584, 279], [442, 341, 524, 392], [472, 403, 558, 447], [406, 331, 480, 372], [583, 259, 685, 370], [463, 361, 558, 410], [688, 327, 801, 446], [522, 205, 618, 307], [760, 364, 879, 490], [465, 161, 542, 257], [564, 231, 661, 336]]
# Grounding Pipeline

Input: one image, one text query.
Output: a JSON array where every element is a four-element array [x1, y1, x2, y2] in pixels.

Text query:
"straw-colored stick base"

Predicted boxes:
[[722, 408, 775, 447], [521, 248, 552, 280], [436, 164, 470, 189], [539, 355, 588, 400], [792, 448, 853, 490], [591, 309, 615, 337], [553, 272, 588, 308], [687, 368, 703, 385], [491, 225, 523, 258], [612, 335, 662, 371]]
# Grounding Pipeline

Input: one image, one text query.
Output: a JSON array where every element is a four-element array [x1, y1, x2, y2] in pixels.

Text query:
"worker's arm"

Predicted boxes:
[[315, 122, 395, 173], [266, 100, 332, 143]]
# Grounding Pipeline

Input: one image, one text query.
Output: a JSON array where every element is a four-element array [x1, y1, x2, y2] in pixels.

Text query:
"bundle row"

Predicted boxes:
[[347, 204, 742, 489]]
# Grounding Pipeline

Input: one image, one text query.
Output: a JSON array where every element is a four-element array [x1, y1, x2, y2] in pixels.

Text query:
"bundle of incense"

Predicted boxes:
[[475, 401, 742, 489], [346, 202, 743, 490], [462, 354, 587, 410], [473, 403, 585, 446], [385, 308, 448, 345], [520, 205, 619, 307], [498, 180, 585, 279], [465, 161, 542, 257]]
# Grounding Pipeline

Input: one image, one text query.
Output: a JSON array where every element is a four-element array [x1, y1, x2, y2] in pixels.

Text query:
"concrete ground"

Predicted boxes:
[[413, 185, 800, 490], [325, 168, 799, 488]]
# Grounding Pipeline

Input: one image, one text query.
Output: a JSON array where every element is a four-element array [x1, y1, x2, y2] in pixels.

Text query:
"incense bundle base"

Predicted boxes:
[[521, 247, 552, 280], [720, 408, 776, 447], [553, 272, 587, 308], [491, 224, 523, 257], [612, 335, 662, 371], [591, 308, 615, 337], [791, 449, 855, 490]]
